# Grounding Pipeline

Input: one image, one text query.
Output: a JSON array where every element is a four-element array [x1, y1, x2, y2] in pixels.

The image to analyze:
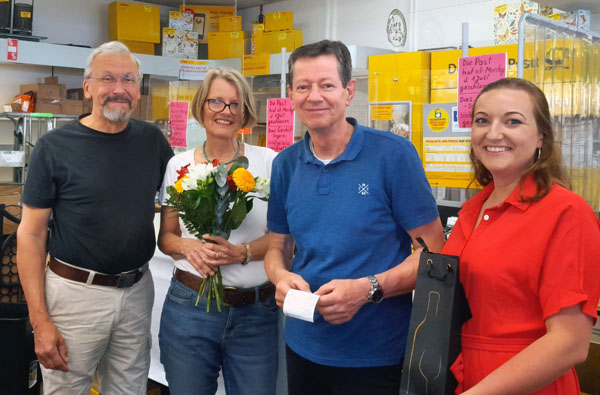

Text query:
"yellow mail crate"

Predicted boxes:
[[264, 11, 293, 31], [207, 31, 246, 59], [219, 16, 242, 32], [259, 30, 302, 54], [109, 1, 160, 43]]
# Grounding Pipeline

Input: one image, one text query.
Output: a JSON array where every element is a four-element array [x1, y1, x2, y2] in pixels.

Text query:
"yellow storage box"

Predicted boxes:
[[258, 30, 302, 54], [219, 16, 242, 32], [207, 31, 246, 59], [121, 40, 154, 55], [264, 11, 293, 32], [109, 2, 160, 43]]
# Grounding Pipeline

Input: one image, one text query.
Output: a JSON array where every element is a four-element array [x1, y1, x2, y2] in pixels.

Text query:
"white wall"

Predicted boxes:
[[240, 0, 511, 52]]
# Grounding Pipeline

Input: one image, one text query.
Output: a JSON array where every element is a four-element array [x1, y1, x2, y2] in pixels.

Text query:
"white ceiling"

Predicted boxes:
[[141, 0, 280, 10], [541, 0, 600, 14]]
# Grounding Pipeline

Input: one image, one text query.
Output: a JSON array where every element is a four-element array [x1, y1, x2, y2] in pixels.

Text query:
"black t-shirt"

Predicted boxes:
[[23, 118, 174, 274]]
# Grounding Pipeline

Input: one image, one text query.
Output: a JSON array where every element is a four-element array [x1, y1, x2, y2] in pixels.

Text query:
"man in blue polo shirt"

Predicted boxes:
[[265, 40, 445, 394]]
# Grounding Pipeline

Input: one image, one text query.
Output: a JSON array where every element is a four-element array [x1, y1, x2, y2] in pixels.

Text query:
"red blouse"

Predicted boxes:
[[443, 176, 600, 394]]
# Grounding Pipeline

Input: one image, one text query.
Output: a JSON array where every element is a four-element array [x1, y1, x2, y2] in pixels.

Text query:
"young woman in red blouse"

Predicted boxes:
[[443, 78, 600, 394]]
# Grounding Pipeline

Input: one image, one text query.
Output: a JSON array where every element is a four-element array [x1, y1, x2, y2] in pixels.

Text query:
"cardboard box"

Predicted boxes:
[[207, 31, 246, 59], [183, 5, 235, 43], [162, 28, 199, 59], [259, 30, 302, 54], [494, 1, 539, 45], [264, 11, 293, 32], [109, 1, 161, 43], [169, 10, 194, 31], [67, 88, 84, 100], [61, 99, 83, 115], [0, 186, 21, 235], [121, 40, 155, 55], [44, 76, 58, 84], [35, 98, 61, 114], [38, 84, 66, 100], [218, 16, 242, 32], [83, 98, 93, 114], [21, 83, 66, 100]]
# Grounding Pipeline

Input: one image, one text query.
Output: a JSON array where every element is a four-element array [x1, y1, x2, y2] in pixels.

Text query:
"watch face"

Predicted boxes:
[[387, 9, 407, 48], [371, 289, 384, 303]]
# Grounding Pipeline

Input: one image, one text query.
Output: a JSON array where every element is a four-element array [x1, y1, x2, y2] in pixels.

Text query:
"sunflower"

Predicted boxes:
[[231, 168, 255, 192]]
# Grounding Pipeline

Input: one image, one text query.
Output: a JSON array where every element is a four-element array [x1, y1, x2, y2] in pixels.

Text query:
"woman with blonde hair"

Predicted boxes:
[[157, 67, 278, 395]]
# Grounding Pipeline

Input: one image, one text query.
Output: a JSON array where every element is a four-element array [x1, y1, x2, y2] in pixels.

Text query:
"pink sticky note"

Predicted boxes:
[[267, 98, 294, 152], [168, 101, 189, 148], [458, 53, 507, 128]]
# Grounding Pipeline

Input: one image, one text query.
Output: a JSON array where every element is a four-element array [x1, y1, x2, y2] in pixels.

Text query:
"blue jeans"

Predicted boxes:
[[159, 277, 279, 395]]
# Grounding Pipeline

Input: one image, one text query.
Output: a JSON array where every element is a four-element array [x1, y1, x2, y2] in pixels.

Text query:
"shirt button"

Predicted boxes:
[[483, 214, 489, 221], [323, 168, 328, 173]]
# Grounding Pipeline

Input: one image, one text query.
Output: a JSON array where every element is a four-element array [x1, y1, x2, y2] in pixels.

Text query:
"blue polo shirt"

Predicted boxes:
[[268, 118, 439, 367]]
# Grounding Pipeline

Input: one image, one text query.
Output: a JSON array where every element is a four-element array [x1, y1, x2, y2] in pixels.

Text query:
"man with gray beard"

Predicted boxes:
[[17, 41, 173, 395]]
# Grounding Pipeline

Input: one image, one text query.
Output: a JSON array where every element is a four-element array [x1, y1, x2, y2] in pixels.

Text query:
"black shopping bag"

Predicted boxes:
[[399, 238, 471, 395]]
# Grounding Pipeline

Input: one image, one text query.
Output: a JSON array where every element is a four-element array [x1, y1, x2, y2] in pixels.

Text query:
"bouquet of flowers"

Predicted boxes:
[[165, 156, 270, 312]]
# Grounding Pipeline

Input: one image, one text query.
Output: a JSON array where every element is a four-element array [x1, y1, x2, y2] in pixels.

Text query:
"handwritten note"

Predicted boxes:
[[169, 101, 189, 148], [458, 53, 507, 128], [267, 98, 294, 152]]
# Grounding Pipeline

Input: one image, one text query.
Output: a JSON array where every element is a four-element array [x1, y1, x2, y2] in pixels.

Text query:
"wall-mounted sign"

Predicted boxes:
[[457, 53, 507, 128], [168, 101, 189, 147], [266, 98, 294, 152]]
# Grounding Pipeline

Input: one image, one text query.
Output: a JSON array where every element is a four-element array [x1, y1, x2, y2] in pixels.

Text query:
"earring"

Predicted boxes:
[[536, 148, 542, 160]]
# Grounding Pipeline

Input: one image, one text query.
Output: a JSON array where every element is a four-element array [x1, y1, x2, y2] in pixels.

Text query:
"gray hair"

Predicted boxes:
[[83, 41, 141, 79]]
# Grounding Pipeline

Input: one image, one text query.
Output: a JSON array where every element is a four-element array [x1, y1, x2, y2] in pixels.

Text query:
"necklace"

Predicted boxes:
[[203, 140, 241, 165]]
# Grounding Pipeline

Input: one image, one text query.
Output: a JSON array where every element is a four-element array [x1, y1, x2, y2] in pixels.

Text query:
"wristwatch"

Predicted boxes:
[[367, 275, 383, 303]]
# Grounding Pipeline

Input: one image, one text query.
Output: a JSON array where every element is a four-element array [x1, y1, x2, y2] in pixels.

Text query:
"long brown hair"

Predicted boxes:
[[470, 78, 569, 201]]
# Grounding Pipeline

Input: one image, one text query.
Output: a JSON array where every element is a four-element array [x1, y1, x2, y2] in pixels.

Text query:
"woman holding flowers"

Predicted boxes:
[[157, 67, 278, 395]]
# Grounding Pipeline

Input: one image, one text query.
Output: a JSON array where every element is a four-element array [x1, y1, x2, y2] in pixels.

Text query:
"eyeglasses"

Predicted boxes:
[[206, 98, 241, 115], [88, 74, 141, 86]]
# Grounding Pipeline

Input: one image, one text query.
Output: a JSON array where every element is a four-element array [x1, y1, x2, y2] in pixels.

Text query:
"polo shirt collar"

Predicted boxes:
[[300, 117, 364, 165], [461, 174, 537, 214]]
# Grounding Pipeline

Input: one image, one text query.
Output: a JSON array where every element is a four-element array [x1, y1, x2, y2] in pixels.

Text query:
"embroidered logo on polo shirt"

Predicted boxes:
[[358, 183, 369, 196]]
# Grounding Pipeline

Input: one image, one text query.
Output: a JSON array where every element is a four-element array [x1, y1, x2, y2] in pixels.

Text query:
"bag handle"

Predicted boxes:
[[416, 237, 429, 252]]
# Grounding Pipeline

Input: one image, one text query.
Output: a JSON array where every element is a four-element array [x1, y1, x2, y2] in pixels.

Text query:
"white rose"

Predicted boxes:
[[253, 177, 270, 198]]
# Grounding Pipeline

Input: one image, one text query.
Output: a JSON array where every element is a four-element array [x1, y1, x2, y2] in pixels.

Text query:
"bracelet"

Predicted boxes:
[[241, 243, 251, 265]]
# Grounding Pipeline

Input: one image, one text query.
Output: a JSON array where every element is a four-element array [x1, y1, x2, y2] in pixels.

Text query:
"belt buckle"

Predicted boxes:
[[223, 286, 237, 307], [117, 272, 137, 288]]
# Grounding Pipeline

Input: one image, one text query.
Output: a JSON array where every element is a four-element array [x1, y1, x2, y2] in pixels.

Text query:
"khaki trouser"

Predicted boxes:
[[41, 267, 154, 395]]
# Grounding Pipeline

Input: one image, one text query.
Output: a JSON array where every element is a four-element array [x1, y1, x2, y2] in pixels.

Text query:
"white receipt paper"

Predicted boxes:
[[283, 289, 320, 323]]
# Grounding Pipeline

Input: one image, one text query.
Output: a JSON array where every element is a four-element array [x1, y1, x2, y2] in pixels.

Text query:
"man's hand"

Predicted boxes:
[[33, 318, 69, 372], [315, 277, 371, 325], [273, 270, 311, 309]]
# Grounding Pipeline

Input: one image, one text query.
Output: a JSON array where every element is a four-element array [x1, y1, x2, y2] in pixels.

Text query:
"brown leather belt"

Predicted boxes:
[[49, 258, 147, 288], [174, 268, 275, 307]]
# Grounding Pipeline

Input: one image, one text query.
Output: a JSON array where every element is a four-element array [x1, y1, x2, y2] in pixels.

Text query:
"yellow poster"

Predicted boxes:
[[370, 105, 394, 121], [427, 108, 450, 132]]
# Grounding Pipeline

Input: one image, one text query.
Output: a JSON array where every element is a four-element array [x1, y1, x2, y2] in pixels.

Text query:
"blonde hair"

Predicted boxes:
[[191, 68, 257, 129]]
